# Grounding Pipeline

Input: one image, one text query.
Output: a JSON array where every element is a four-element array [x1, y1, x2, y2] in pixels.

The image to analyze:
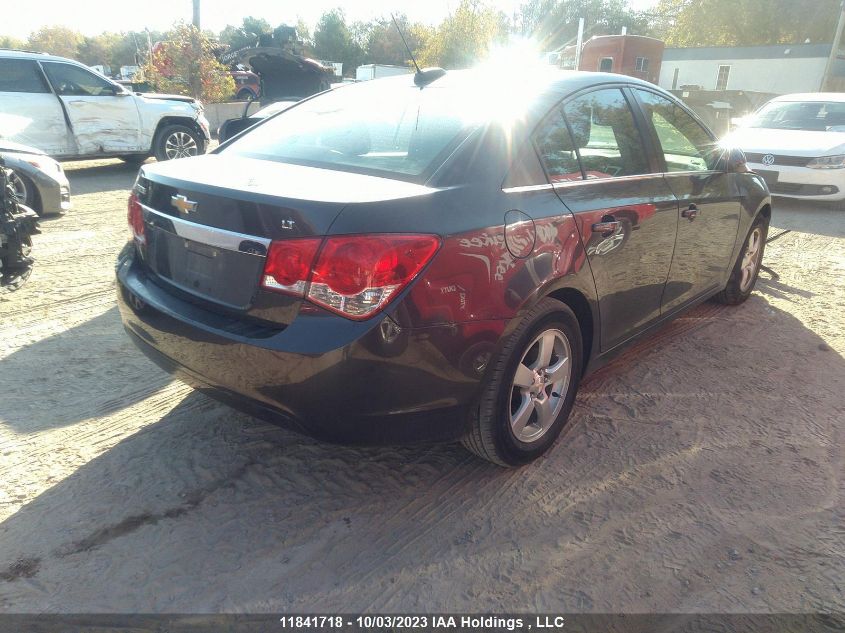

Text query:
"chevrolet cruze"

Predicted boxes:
[[116, 68, 770, 466]]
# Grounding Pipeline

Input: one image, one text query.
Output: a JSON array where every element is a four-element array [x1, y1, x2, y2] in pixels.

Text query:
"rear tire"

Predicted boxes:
[[462, 298, 583, 467], [713, 213, 769, 305], [153, 124, 204, 161]]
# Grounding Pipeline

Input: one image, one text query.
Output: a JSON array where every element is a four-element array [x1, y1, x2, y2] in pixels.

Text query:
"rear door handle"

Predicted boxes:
[[682, 204, 699, 220], [592, 220, 621, 237]]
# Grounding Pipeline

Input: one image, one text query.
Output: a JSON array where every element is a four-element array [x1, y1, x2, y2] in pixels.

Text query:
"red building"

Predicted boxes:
[[559, 35, 664, 84]]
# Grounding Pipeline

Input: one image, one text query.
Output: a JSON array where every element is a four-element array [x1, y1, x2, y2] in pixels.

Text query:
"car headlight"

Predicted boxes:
[[807, 154, 845, 169], [24, 158, 62, 173]]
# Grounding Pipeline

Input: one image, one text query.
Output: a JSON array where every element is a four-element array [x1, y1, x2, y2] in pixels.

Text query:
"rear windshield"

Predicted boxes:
[[221, 81, 477, 181], [747, 100, 845, 131]]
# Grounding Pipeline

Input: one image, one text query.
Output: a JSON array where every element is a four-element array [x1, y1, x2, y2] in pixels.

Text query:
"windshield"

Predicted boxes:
[[746, 100, 845, 131], [222, 81, 479, 180]]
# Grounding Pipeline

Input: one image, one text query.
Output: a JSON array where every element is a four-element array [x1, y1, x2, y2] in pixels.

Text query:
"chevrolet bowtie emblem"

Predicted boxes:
[[171, 194, 197, 214]]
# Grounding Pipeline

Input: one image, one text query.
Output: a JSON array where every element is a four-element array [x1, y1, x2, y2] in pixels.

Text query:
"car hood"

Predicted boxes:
[[725, 127, 845, 156], [0, 139, 46, 156]]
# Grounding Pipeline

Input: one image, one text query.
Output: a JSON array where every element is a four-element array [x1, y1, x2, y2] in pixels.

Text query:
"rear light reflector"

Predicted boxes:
[[127, 192, 145, 244], [261, 234, 440, 320], [261, 237, 321, 296]]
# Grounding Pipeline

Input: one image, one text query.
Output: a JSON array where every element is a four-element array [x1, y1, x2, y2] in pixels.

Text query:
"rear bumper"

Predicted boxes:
[[116, 245, 490, 444]]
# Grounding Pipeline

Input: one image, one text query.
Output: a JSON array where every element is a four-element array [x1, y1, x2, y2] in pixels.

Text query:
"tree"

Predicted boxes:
[[27, 26, 83, 59], [364, 15, 422, 67], [219, 16, 273, 51], [77, 33, 122, 68], [649, 0, 841, 47], [313, 9, 364, 73], [417, 0, 509, 69], [0, 35, 27, 50], [145, 22, 235, 102], [516, 0, 649, 50]]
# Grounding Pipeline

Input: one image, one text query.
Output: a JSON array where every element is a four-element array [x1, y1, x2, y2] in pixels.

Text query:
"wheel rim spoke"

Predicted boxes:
[[513, 363, 534, 388], [510, 395, 534, 437], [546, 356, 569, 383], [533, 396, 554, 430], [535, 332, 556, 369]]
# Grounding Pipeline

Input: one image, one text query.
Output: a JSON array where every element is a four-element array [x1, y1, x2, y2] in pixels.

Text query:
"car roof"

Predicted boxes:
[[0, 48, 84, 64], [770, 92, 845, 103]]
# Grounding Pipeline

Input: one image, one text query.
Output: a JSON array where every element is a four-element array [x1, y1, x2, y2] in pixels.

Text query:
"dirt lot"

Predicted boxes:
[[0, 160, 843, 613]]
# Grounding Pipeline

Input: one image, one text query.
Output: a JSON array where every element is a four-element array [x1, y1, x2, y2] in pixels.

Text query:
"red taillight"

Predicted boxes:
[[261, 237, 321, 296], [127, 192, 145, 244], [261, 234, 440, 320]]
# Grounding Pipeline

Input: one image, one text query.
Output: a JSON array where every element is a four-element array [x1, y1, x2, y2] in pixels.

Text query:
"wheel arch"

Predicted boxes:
[[151, 117, 206, 150], [545, 286, 595, 377]]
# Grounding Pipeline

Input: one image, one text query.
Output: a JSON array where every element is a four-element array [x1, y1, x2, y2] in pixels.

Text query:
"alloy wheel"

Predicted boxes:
[[739, 227, 763, 292], [8, 171, 27, 204], [509, 328, 572, 443], [164, 131, 199, 160]]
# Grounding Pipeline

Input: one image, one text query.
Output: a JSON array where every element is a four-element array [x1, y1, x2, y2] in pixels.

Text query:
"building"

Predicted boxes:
[[556, 35, 664, 84], [658, 43, 845, 95]]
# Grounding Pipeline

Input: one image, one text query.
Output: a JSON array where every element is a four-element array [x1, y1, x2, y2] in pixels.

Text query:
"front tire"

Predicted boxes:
[[153, 124, 204, 161], [8, 170, 35, 208], [713, 214, 769, 305], [462, 298, 583, 467]]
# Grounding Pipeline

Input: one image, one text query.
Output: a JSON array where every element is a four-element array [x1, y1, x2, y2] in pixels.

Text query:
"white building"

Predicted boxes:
[[658, 43, 841, 95]]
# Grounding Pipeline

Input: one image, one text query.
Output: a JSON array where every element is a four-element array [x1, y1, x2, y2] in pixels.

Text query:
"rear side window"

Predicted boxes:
[[223, 82, 475, 181], [634, 89, 721, 172], [562, 88, 650, 179], [533, 108, 583, 183], [0, 59, 50, 93], [42, 62, 118, 96]]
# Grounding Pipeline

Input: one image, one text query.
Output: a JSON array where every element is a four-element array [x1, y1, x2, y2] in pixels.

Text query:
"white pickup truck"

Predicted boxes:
[[0, 49, 211, 163]]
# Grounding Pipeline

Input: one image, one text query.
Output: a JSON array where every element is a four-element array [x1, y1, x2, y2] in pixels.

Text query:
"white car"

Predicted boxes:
[[0, 49, 211, 163], [725, 93, 845, 204]]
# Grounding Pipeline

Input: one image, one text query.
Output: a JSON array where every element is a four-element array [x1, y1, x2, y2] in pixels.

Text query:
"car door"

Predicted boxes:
[[631, 88, 742, 313], [40, 61, 143, 155], [549, 87, 678, 352], [0, 57, 73, 156]]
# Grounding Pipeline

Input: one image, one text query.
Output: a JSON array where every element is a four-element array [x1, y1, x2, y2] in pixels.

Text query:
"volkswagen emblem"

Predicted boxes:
[[171, 194, 197, 214], [761, 154, 775, 166]]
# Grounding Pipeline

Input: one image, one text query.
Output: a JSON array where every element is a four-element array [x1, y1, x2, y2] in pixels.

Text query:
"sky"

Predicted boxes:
[[1, 0, 661, 38]]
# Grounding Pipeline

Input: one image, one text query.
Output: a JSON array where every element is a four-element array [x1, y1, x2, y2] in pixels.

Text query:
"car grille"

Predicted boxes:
[[744, 153, 813, 167]]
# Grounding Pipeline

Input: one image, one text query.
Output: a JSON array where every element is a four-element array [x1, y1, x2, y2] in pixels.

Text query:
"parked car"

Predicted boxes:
[[116, 69, 770, 466], [725, 92, 845, 204], [0, 49, 211, 163], [231, 70, 261, 101], [0, 140, 70, 215], [217, 99, 298, 143]]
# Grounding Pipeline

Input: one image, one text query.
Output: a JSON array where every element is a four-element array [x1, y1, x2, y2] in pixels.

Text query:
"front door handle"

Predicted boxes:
[[592, 219, 621, 237], [682, 204, 699, 220]]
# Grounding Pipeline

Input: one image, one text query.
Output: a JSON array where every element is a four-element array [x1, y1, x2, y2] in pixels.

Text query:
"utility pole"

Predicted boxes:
[[574, 17, 585, 71], [821, 0, 845, 91], [192, 0, 201, 30]]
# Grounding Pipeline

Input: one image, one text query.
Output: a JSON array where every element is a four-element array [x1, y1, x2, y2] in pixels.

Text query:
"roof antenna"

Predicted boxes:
[[391, 14, 446, 87]]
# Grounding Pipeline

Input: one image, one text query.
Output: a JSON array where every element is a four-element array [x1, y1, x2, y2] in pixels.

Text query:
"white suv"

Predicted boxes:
[[0, 49, 211, 163]]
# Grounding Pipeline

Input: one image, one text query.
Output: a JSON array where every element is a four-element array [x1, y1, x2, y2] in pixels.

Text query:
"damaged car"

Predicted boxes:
[[0, 139, 71, 215], [0, 49, 211, 163]]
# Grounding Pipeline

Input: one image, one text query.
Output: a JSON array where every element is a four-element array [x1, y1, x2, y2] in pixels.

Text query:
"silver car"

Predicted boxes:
[[0, 140, 71, 215]]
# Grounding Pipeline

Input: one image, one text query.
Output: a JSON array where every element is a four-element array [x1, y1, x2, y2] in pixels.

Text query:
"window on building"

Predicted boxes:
[[635, 57, 649, 73], [716, 65, 731, 91], [599, 57, 613, 73]]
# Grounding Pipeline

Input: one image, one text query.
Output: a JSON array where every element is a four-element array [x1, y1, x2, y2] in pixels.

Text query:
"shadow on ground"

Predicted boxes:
[[1, 296, 842, 613], [0, 307, 171, 432], [63, 161, 142, 195]]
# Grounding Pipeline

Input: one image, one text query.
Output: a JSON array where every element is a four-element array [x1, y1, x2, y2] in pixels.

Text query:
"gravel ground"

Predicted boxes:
[[0, 159, 843, 613]]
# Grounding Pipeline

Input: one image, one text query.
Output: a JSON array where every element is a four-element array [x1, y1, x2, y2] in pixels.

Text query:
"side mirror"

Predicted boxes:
[[726, 147, 749, 173]]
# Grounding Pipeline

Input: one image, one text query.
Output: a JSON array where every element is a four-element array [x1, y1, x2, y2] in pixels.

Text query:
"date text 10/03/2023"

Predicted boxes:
[[278, 616, 568, 630]]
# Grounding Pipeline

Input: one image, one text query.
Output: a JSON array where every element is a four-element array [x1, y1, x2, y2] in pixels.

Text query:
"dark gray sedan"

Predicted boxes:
[[0, 140, 71, 215]]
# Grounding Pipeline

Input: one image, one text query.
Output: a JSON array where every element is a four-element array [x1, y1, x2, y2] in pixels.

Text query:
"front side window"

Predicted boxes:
[[0, 59, 49, 93], [42, 62, 119, 96], [223, 82, 478, 180], [533, 108, 582, 183], [634, 89, 721, 172], [562, 88, 650, 179]]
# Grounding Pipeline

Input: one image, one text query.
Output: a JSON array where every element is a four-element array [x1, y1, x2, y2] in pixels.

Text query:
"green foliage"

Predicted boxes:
[[0, 35, 27, 50], [650, 0, 841, 47], [77, 33, 122, 68], [219, 16, 273, 51], [145, 22, 235, 103], [313, 9, 364, 74], [27, 26, 83, 59], [517, 0, 650, 50], [417, 0, 510, 69]]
